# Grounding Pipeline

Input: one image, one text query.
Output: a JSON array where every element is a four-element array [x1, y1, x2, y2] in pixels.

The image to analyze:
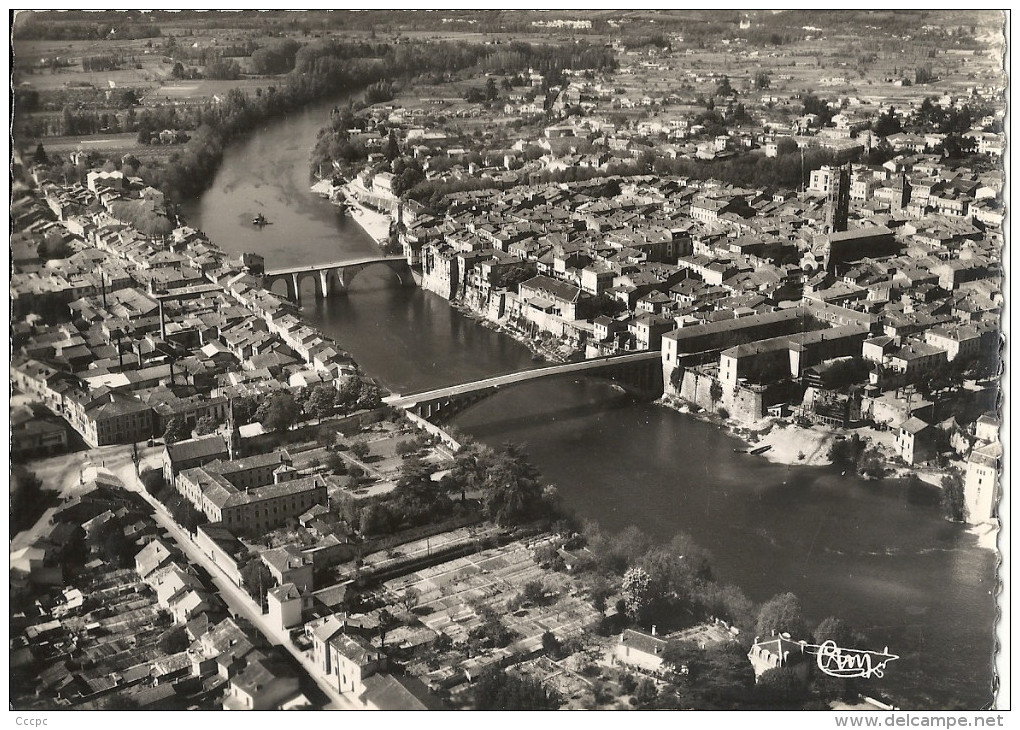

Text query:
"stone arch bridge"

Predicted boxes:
[[261, 255, 415, 302], [384, 351, 663, 423]]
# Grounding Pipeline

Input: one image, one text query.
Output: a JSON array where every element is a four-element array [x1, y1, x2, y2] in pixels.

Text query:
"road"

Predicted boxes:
[[12, 443, 144, 551], [82, 445, 366, 710], [264, 254, 408, 277], [384, 350, 661, 407]]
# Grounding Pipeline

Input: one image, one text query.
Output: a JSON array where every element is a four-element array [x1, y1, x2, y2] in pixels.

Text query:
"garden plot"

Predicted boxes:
[[384, 538, 600, 648]]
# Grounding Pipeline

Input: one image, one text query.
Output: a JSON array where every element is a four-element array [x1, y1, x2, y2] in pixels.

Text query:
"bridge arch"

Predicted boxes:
[[340, 260, 411, 290], [295, 270, 323, 298], [265, 274, 296, 301]]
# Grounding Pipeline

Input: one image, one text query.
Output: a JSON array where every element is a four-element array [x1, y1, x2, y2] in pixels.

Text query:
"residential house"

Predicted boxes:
[[896, 416, 933, 465], [162, 434, 230, 487], [747, 634, 810, 683]]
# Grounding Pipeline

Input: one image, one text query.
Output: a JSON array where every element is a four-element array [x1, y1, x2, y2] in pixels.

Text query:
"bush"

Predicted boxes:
[[325, 452, 347, 475], [941, 471, 966, 522], [858, 448, 886, 479], [350, 440, 371, 461], [394, 439, 419, 458]]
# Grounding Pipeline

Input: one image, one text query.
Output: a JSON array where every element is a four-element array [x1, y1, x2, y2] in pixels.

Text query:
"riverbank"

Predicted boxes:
[[310, 177, 393, 245], [658, 396, 836, 467], [449, 299, 577, 364], [340, 182, 393, 244]]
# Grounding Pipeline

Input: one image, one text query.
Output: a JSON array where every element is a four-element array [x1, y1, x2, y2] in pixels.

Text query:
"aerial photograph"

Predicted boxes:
[[9, 9, 1007, 713]]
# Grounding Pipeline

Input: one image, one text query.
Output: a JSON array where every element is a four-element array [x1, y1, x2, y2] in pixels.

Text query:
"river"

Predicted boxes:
[[181, 96, 998, 709]]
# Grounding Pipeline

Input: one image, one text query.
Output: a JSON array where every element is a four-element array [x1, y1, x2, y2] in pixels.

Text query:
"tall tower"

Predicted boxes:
[[826, 163, 851, 233], [227, 398, 240, 461], [900, 171, 912, 211]]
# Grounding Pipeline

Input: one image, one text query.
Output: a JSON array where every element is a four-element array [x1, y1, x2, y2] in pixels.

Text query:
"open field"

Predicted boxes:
[[151, 77, 279, 101], [34, 132, 145, 153]]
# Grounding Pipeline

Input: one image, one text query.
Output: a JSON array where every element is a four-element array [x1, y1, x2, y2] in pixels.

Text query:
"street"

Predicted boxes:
[[117, 456, 363, 710], [15, 442, 362, 710]]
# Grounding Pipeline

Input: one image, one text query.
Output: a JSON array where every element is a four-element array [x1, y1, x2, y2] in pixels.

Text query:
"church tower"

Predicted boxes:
[[826, 163, 851, 233]]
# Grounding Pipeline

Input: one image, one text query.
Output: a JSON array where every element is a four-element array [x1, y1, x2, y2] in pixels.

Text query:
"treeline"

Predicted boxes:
[[14, 19, 161, 40], [477, 40, 617, 76], [81, 54, 127, 72], [400, 157, 654, 215], [652, 146, 848, 191], [348, 440, 556, 537], [170, 39, 259, 66], [561, 522, 875, 709]]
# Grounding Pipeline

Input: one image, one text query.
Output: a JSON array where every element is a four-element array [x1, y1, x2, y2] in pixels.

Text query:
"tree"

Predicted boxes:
[[377, 608, 398, 649], [828, 434, 865, 467], [349, 439, 371, 461], [194, 414, 220, 436], [162, 416, 191, 445], [473, 667, 560, 710], [588, 577, 613, 615], [384, 130, 400, 161], [812, 615, 865, 701], [755, 592, 807, 639], [621, 566, 652, 620], [158, 625, 190, 654], [541, 630, 561, 656], [259, 391, 300, 432], [756, 665, 808, 707], [401, 586, 421, 613], [483, 443, 546, 527], [753, 71, 771, 90], [33, 143, 48, 165], [240, 557, 275, 608], [813, 615, 862, 649], [663, 641, 757, 710], [140, 467, 166, 497], [699, 582, 754, 629], [304, 384, 337, 422], [634, 677, 658, 708], [325, 452, 347, 475], [710, 380, 723, 404], [872, 107, 903, 137], [485, 77, 499, 101], [40, 229, 71, 259], [941, 470, 966, 522], [103, 529, 133, 567], [394, 439, 419, 458], [116, 89, 140, 108]]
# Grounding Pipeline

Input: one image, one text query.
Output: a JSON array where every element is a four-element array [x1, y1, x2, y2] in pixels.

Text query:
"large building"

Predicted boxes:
[[824, 226, 898, 272], [177, 450, 327, 536], [718, 324, 869, 390]]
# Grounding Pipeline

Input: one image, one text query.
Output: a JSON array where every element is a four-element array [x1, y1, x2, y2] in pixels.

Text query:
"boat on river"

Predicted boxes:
[[252, 213, 270, 226]]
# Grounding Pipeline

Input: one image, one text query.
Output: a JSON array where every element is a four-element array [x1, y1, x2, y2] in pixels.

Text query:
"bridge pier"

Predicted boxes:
[[262, 256, 415, 302]]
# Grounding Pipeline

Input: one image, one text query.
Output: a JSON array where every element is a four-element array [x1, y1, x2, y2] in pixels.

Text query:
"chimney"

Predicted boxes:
[[651, 625, 657, 636]]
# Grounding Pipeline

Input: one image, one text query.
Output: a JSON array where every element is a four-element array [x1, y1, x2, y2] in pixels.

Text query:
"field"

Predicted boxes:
[[151, 77, 277, 101], [383, 536, 601, 651]]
